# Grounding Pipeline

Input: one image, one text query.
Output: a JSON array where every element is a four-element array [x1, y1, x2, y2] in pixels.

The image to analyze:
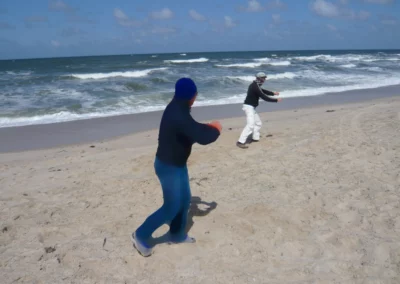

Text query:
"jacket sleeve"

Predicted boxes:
[[262, 88, 275, 96], [253, 84, 278, 102], [177, 114, 220, 145]]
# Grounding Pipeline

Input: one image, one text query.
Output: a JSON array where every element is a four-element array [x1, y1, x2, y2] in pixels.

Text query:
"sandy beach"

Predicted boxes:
[[1, 95, 400, 283]]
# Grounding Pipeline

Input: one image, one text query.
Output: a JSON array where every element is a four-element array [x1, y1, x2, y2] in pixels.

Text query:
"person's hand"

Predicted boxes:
[[277, 98, 282, 102], [208, 120, 222, 132], [274, 91, 280, 96]]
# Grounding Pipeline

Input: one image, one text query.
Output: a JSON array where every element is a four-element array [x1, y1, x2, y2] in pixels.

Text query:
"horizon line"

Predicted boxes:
[[1, 47, 400, 61]]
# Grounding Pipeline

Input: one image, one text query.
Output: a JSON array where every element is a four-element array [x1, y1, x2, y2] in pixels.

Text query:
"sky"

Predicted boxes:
[[0, 0, 399, 59]]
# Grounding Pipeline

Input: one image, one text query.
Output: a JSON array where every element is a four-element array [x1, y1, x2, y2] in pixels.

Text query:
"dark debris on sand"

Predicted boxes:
[[44, 246, 56, 254]]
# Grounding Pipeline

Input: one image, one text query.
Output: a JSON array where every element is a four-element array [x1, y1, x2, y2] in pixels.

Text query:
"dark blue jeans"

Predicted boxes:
[[135, 157, 191, 246]]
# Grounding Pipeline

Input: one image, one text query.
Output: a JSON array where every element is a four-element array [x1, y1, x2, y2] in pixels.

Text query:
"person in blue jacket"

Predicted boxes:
[[132, 77, 222, 257]]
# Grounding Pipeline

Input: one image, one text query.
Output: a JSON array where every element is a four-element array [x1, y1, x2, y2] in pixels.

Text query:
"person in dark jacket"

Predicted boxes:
[[132, 77, 222, 257], [237, 72, 282, 149]]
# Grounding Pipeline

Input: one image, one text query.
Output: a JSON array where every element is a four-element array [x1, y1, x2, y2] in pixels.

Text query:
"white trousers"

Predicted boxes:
[[238, 104, 262, 144]]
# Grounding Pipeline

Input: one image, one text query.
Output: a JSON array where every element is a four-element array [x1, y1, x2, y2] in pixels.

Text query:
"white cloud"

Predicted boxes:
[[342, 9, 370, 20], [311, 0, 339, 17], [151, 8, 173, 20], [362, 0, 393, 3], [113, 8, 140, 27], [114, 8, 128, 21], [51, 40, 60, 47], [327, 24, 337, 31], [311, 0, 370, 20], [272, 14, 281, 23], [266, 0, 287, 9], [241, 0, 286, 12], [49, 0, 73, 13], [151, 27, 176, 34], [380, 14, 398, 25], [246, 0, 264, 12], [224, 16, 236, 28], [370, 24, 378, 31], [189, 10, 206, 21]]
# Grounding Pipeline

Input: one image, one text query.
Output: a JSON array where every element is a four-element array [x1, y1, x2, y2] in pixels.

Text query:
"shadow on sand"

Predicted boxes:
[[149, 196, 217, 246]]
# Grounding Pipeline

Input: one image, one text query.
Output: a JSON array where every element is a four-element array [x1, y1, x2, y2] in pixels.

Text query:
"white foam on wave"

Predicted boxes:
[[297, 70, 370, 84], [254, 57, 270, 62], [292, 54, 373, 63], [292, 54, 334, 62], [225, 76, 255, 82], [216, 62, 263, 68], [193, 94, 246, 107], [6, 71, 32, 76], [164, 57, 208, 63], [340, 64, 357, 68], [69, 68, 167, 80], [0, 104, 168, 128], [226, 72, 297, 82], [254, 57, 291, 66], [268, 72, 296, 79], [363, 67, 383, 72], [216, 58, 290, 68], [280, 75, 400, 98], [269, 61, 291, 66], [180, 53, 187, 56]]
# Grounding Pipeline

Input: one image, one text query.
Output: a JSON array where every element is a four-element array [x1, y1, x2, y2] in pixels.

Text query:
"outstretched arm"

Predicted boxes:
[[253, 84, 278, 102], [262, 88, 279, 96], [178, 114, 221, 145]]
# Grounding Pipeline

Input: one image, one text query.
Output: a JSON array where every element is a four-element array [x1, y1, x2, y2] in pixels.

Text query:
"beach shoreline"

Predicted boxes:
[[1, 84, 399, 153]]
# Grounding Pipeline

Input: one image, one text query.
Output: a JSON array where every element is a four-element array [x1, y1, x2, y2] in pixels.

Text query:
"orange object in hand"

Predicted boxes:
[[208, 120, 222, 132]]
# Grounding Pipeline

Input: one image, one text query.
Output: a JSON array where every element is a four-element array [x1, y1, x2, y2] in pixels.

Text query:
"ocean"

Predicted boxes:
[[1, 49, 400, 128]]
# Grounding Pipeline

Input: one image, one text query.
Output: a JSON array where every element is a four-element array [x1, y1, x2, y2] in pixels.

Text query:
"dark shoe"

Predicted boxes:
[[251, 139, 259, 142], [236, 142, 248, 149]]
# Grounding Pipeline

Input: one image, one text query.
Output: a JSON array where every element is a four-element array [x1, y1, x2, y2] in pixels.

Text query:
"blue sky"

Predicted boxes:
[[0, 0, 399, 59]]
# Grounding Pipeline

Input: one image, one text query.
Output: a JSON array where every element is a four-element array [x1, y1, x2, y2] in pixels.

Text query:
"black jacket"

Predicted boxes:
[[244, 81, 278, 108], [156, 98, 220, 166]]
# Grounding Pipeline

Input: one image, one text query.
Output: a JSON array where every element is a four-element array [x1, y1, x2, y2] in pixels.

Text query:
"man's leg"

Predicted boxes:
[[134, 159, 182, 255], [168, 165, 195, 243], [238, 105, 255, 145], [252, 111, 262, 141]]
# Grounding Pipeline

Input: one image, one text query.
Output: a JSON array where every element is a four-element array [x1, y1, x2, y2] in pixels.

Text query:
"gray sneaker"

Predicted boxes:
[[131, 232, 153, 257], [236, 141, 248, 149]]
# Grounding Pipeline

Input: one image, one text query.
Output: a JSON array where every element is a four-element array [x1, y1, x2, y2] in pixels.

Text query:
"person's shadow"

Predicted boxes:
[[149, 196, 217, 246], [185, 196, 217, 234]]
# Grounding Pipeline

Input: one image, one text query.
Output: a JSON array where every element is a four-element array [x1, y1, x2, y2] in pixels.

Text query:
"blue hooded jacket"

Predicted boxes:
[[155, 78, 220, 166]]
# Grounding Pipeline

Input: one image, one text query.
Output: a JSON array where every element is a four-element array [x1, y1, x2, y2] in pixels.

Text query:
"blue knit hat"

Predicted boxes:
[[174, 78, 197, 100]]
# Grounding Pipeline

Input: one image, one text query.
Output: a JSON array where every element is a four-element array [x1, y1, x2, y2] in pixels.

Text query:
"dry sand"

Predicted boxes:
[[1, 96, 400, 284]]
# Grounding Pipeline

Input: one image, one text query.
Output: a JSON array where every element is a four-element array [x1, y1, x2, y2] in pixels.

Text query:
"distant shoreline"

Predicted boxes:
[[0, 84, 399, 153]]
